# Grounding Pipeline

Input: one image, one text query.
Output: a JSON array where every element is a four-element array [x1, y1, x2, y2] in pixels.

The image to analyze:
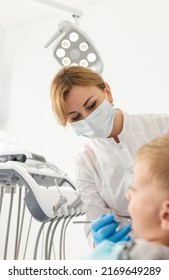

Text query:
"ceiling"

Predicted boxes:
[[0, 0, 104, 29]]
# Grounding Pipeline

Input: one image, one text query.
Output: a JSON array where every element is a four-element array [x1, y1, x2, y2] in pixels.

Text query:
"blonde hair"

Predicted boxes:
[[50, 66, 105, 126], [135, 134, 169, 189]]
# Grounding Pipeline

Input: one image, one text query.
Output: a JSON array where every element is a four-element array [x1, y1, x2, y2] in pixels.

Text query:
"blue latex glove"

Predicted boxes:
[[91, 213, 131, 245]]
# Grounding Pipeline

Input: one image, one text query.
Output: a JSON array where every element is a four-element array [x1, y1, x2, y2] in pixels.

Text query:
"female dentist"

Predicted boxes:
[[50, 65, 169, 247]]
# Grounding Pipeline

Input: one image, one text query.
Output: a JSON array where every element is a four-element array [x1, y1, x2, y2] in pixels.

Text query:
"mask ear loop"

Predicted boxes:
[[104, 82, 113, 104], [104, 88, 114, 105], [104, 88, 108, 100]]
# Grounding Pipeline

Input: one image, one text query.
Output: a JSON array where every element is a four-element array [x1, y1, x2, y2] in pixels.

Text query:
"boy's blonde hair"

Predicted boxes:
[[50, 66, 105, 126], [135, 134, 169, 189]]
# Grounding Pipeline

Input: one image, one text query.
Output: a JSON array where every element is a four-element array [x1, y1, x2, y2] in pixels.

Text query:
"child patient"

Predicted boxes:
[[82, 134, 169, 259]]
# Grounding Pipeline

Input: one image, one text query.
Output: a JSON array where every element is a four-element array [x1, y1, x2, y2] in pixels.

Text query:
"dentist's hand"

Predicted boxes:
[[91, 213, 131, 245]]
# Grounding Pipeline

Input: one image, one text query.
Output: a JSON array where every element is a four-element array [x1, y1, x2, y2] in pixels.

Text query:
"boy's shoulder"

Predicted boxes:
[[120, 238, 169, 260], [81, 238, 169, 260]]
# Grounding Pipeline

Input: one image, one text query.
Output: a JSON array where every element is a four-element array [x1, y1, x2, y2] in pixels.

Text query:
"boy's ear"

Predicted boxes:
[[160, 201, 169, 230], [104, 82, 113, 103]]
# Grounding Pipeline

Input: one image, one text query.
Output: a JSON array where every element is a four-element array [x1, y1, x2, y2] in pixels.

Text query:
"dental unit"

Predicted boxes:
[[0, 151, 84, 222]]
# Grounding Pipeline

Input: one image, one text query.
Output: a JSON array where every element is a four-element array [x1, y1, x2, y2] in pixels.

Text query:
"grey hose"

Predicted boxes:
[[14, 186, 22, 259], [4, 186, 14, 259]]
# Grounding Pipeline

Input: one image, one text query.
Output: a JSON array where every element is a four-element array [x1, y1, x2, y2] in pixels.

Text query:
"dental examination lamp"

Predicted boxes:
[[45, 20, 104, 73], [31, 0, 104, 73], [0, 152, 84, 223]]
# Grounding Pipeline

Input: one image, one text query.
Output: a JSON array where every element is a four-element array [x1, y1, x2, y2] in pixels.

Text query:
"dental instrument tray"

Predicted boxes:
[[0, 151, 84, 223]]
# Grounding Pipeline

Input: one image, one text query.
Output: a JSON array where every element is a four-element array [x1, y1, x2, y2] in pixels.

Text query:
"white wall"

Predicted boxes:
[[0, 27, 7, 126], [0, 0, 169, 259]]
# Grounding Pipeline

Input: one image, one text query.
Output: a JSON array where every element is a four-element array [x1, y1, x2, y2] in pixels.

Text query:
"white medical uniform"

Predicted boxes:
[[74, 111, 169, 245]]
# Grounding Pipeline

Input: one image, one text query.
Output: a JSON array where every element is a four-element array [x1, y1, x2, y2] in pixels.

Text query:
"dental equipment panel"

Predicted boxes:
[[0, 152, 84, 223]]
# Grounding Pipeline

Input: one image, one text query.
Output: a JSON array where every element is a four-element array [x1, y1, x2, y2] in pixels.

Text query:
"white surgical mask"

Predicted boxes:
[[70, 99, 115, 138]]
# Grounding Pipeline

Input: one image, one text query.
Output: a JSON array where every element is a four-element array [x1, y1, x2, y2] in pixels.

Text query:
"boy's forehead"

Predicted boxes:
[[133, 160, 151, 183]]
